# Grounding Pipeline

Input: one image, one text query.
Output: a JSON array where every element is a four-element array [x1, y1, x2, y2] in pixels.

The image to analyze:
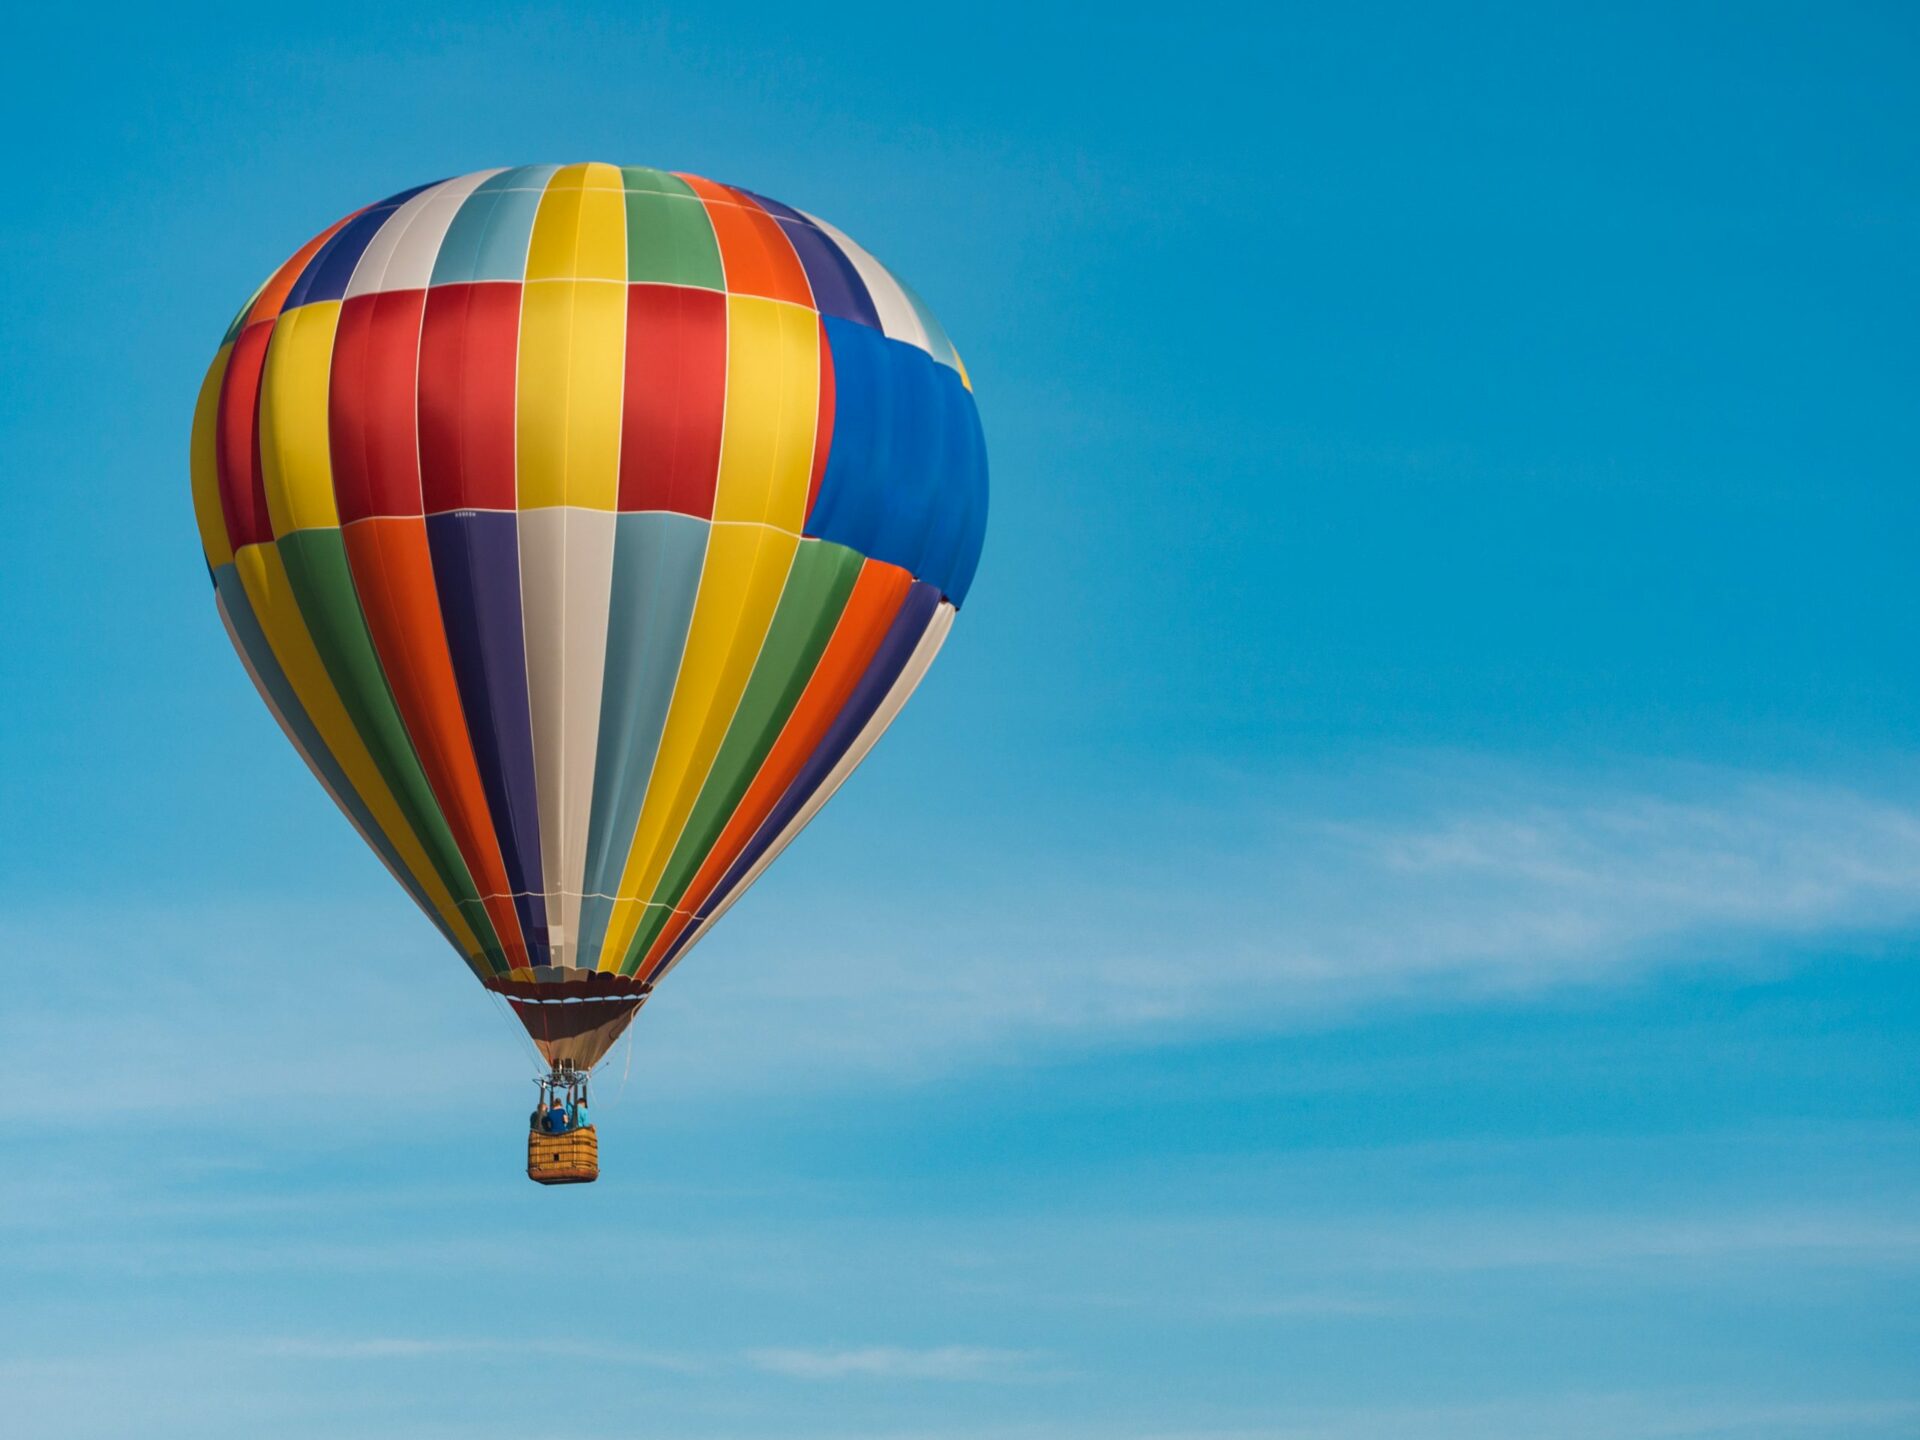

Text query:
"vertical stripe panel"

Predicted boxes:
[[329, 290, 428, 521], [593, 291, 820, 967], [418, 282, 522, 512], [633, 557, 912, 975], [241, 533, 507, 971], [740, 190, 881, 329], [596, 523, 797, 968], [214, 564, 482, 971], [257, 300, 343, 535], [271, 527, 508, 970], [573, 512, 707, 970], [243, 212, 359, 330], [423, 512, 551, 960], [340, 517, 532, 968], [518, 510, 617, 967], [798, 211, 929, 352], [617, 284, 727, 516], [678, 175, 813, 307], [214, 321, 275, 549], [712, 296, 820, 531], [653, 597, 953, 979], [325, 250, 532, 964], [806, 316, 835, 521], [190, 345, 236, 569], [344, 171, 501, 296], [621, 167, 724, 288], [431, 165, 560, 285], [284, 180, 438, 308], [516, 162, 628, 967], [619, 539, 862, 968]]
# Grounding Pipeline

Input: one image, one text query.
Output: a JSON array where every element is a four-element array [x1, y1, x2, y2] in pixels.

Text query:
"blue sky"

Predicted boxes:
[[3, 4, 1918, 1437]]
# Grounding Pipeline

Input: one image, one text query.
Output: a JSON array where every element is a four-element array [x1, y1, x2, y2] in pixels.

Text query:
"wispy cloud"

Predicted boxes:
[[258, 1337, 479, 1360], [705, 1392, 1920, 1440], [253, 1335, 1037, 1383], [745, 1345, 1045, 1382], [9, 758, 1920, 1108], [638, 760, 1920, 1087], [250, 1335, 712, 1372]]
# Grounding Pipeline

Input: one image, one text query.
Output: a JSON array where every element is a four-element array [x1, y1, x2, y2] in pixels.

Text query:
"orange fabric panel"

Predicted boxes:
[[341, 517, 530, 967], [246, 210, 361, 327], [635, 558, 914, 979], [677, 174, 814, 307]]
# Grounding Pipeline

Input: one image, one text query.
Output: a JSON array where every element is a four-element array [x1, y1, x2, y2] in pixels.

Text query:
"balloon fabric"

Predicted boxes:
[[191, 164, 987, 1069]]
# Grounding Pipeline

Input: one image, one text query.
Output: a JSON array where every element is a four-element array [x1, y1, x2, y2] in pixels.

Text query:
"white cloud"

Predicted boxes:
[[637, 760, 1920, 1088], [745, 1345, 1043, 1382], [10, 758, 1920, 1108], [258, 1336, 479, 1359]]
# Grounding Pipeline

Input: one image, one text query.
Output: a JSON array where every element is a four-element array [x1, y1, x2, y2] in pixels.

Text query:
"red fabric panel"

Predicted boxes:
[[806, 314, 835, 522], [215, 321, 276, 548], [330, 290, 428, 522], [418, 282, 522, 514], [618, 283, 727, 516], [341, 516, 530, 968]]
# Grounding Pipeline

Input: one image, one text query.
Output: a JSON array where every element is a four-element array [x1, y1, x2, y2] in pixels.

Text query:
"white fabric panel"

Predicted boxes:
[[345, 169, 503, 297], [518, 507, 617, 969], [657, 601, 956, 981], [799, 210, 931, 354]]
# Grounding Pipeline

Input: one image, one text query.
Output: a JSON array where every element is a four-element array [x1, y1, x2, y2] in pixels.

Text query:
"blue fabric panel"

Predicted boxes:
[[738, 189, 804, 223], [780, 217, 881, 329], [574, 512, 708, 970], [807, 317, 987, 604], [431, 165, 561, 285], [944, 395, 990, 604], [424, 511, 550, 963], [284, 182, 436, 309]]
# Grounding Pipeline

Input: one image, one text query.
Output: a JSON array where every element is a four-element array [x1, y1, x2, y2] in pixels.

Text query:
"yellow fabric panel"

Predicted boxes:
[[190, 345, 235, 569], [597, 523, 800, 967], [526, 162, 627, 281], [515, 278, 626, 510], [258, 301, 343, 535], [231, 542, 487, 963], [712, 296, 821, 532]]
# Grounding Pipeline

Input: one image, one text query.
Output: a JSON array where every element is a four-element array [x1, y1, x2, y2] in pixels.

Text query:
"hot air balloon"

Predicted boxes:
[[189, 165, 986, 1183]]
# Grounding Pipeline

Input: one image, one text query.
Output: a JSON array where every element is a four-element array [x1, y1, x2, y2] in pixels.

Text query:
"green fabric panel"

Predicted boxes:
[[220, 279, 268, 345], [274, 528, 509, 975], [619, 541, 862, 971], [620, 166, 697, 196], [623, 184, 724, 289]]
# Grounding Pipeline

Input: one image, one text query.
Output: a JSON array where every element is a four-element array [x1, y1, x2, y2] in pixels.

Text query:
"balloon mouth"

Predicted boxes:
[[486, 970, 653, 1070], [483, 967, 654, 1000]]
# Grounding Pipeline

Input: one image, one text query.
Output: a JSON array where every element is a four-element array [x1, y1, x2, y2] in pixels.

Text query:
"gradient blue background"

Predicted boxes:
[[2, 4, 1917, 1437]]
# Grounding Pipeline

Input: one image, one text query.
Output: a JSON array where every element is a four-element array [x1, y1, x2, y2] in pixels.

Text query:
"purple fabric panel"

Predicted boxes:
[[424, 509, 550, 962], [738, 189, 882, 330], [655, 581, 942, 970]]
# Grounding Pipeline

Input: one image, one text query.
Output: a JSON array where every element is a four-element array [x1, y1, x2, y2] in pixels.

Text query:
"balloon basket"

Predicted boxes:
[[527, 1125, 599, 1185]]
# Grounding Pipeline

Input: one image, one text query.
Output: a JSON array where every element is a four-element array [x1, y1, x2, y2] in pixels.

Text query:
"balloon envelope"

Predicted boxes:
[[191, 164, 987, 1067]]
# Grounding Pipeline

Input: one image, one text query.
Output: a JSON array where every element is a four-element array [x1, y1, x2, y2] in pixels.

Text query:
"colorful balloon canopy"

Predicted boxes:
[[190, 164, 987, 1068]]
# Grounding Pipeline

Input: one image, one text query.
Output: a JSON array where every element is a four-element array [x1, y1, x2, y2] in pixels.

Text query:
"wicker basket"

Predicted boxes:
[[527, 1124, 599, 1185]]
